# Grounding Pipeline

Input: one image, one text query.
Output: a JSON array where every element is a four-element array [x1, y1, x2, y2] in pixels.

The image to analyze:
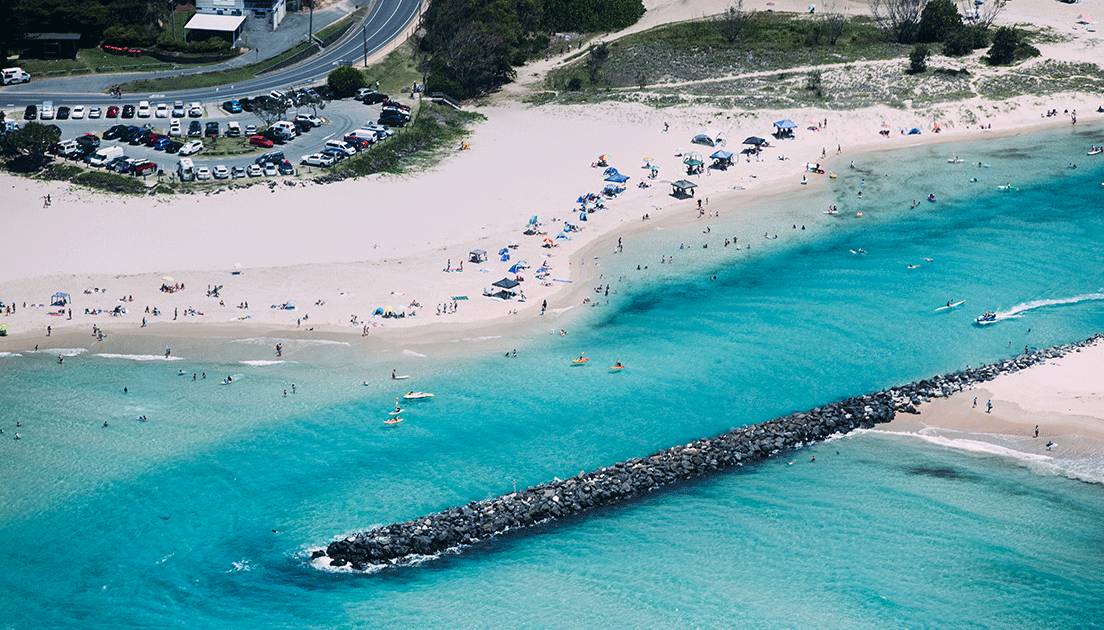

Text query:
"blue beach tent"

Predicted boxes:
[[773, 119, 797, 129], [710, 149, 733, 159], [605, 172, 629, 183]]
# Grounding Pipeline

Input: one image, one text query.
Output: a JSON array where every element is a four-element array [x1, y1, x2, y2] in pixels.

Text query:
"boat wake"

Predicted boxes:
[[995, 291, 1104, 321]]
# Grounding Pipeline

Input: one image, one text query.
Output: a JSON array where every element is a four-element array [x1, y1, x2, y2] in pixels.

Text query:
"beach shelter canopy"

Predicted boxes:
[[671, 179, 697, 198], [605, 172, 629, 183], [672, 179, 697, 189], [743, 136, 766, 145], [773, 119, 798, 129], [492, 278, 520, 290], [51, 292, 70, 306], [1077, 12, 1094, 23], [710, 149, 734, 159], [469, 249, 487, 263], [691, 127, 727, 147]]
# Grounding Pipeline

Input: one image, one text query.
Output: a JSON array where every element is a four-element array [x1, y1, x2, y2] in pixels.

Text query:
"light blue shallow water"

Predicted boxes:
[[2, 124, 1103, 629]]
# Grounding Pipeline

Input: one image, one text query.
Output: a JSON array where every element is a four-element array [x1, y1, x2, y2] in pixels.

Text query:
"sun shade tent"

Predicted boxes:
[[691, 127, 727, 147], [51, 292, 70, 306], [743, 136, 767, 145], [492, 278, 520, 290], [671, 179, 697, 199], [469, 249, 487, 263], [605, 172, 629, 183], [908, 128, 921, 135]]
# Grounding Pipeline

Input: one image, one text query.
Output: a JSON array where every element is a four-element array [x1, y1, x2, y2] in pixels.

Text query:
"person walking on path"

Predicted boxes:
[[986, 400, 992, 413]]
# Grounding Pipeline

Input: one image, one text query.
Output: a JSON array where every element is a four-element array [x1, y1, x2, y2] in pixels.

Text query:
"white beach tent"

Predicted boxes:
[[691, 127, 727, 147]]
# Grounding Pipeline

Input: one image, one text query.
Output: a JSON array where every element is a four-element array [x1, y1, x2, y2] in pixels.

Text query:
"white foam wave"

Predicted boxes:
[[228, 559, 252, 573], [29, 347, 87, 357], [0, 352, 23, 358], [996, 291, 1104, 320], [95, 353, 184, 362], [239, 360, 285, 366], [230, 337, 349, 347], [402, 349, 427, 357]]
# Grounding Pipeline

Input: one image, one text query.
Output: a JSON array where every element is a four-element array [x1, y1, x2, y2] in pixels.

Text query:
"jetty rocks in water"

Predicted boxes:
[[316, 335, 1101, 571]]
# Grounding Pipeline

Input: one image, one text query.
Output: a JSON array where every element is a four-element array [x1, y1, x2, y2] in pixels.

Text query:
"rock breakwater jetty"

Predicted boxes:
[[316, 335, 1101, 571]]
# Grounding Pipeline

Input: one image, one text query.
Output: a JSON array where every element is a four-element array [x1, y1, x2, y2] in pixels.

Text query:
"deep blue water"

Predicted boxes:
[[1, 124, 1103, 629]]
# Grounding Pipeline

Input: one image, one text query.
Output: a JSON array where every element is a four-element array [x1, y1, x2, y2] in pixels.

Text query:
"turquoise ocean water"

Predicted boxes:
[[2, 124, 1104, 629]]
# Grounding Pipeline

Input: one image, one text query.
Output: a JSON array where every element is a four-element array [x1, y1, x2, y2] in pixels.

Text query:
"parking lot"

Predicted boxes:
[[4, 89, 416, 182]]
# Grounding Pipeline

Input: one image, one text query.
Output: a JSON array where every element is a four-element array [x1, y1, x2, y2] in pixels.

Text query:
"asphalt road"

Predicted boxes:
[[0, 0, 421, 107]]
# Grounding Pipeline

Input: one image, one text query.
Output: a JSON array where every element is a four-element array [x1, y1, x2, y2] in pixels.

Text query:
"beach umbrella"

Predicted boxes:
[[743, 136, 766, 145], [598, 154, 609, 162]]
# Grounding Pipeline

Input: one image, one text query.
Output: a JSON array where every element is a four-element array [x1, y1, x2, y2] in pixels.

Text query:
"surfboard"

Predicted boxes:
[[384, 417, 404, 425], [389, 409, 403, 415], [934, 300, 966, 312], [391, 375, 410, 380]]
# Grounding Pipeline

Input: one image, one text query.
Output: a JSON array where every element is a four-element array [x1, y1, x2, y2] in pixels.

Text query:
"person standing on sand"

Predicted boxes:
[[973, 397, 977, 408], [987, 400, 992, 413], [47, 325, 50, 336], [1035, 425, 1039, 438]]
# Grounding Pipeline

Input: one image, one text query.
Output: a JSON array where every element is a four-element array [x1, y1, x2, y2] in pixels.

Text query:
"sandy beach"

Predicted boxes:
[[2, 0, 1102, 356]]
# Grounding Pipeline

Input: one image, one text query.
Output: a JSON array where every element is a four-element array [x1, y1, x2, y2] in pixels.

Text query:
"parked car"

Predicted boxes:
[[142, 132, 166, 146], [222, 100, 242, 113], [256, 151, 285, 165], [294, 114, 323, 127], [247, 164, 262, 177], [244, 124, 257, 135], [196, 166, 212, 180], [165, 140, 183, 154], [155, 103, 169, 118], [378, 113, 408, 127], [300, 153, 335, 167], [103, 124, 127, 140], [129, 130, 155, 146], [381, 99, 410, 111], [188, 121, 202, 137], [231, 165, 246, 178], [106, 105, 119, 118], [381, 105, 411, 119], [121, 104, 135, 118], [263, 162, 279, 176], [88, 107, 102, 119], [225, 121, 241, 137], [213, 165, 230, 179], [261, 128, 286, 144], [55, 106, 71, 120], [321, 147, 347, 162], [293, 119, 312, 134], [361, 122, 395, 137], [178, 140, 203, 156], [172, 101, 185, 117], [344, 136, 372, 150], [188, 103, 203, 117], [269, 89, 289, 104], [40, 101, 54, 120], [355, 87, 377, 101], [106, 156, 131, 172], [131, 160, 157, 176], [204, 122, 219, 138], [120, 126, 144, 142], [137, 101, 151, 117], [169, 120, 182, 137], [324, 139, 356, 156], [76, 134, 100, 150], [23, 105, 36, 120], [238, 97, 255, 113], [249, 135, 274, 148], [71, 105, 86, 119], [277, 160, 295, 175], [362, 92, 388, 105], [153, 137, 173, 151]]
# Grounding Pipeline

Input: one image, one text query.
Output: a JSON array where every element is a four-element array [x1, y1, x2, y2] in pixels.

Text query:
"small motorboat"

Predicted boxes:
[[975, 312, 998, 325], [1088, 146, 1102, 156], [403, 392, 434, 400]]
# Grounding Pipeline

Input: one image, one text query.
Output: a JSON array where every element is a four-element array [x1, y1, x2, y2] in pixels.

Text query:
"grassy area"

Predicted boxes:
[[14, 48, 198, 78], [359, 40, 423, 97], [335, 104, 483, 177], [121, 42, 314, 92], [73, 170, 151, 195], [315, 6, 368, 41]]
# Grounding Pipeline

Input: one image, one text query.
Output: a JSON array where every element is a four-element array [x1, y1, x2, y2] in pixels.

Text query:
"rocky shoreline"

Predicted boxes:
[[315, 334, 1101, 571]]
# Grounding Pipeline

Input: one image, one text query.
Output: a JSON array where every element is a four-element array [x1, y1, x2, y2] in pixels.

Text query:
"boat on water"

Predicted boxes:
[[571, 358, 589, 365], [935, 300, 966, 312], [927, 194, 937, 202], [403, 392, 434, 400], [1088, 146, 1102, 155], [384, 417, 404, 425], [975, 312, 998, 325]]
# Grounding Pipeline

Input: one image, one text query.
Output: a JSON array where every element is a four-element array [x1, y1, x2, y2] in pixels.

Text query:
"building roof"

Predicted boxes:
[[25, 33, 83, 40], [184, 13, 247, 32]]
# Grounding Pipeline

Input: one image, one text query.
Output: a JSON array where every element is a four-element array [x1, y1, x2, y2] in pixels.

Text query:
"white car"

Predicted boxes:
[[196, 166, 212, 180], [247, 164, 262, 177], [300, 153, 335, 167], [137, 101, 151, 118], [71, 105, 86, 119], [188, 103, 203, 117], [361, 122, 395, 137], [178, 140, 204, 156], [263, 163, 279, 176], [172, 101, 185, 117], [88, 107, 102, 119], [244, 124, 257, 135], [294, 114, 323, 127], [169, 120, 181, 137], [155, 103, 169, 118], [40, 101, 54, 120], [213, 165, 230, 179]]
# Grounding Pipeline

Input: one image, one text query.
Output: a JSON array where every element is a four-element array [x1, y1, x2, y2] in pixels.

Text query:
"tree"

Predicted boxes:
[[252, 97, 290, 127], [327, 65, 365, 99], [870, 0, 925, 44], [959, 0, 1007, 28], [942, 24, 987, 55], [985, 26, 1036, 65], [820, 2, 847, 45], [908, 43, 930, 73], [917, 0, 961, 43], [0, 122, 60, 172], [715, 1, 754, 44]]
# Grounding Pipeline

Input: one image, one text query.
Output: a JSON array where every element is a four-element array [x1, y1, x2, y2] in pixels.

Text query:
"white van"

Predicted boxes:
[[324, 139, 357, 156], [88, 146, 124, 167], [345, 129, 379, 143], [2, 67, 30, 85], [177, 158, 195, 181], [270, 120, 297, 139], [56, 139, 80, 155]]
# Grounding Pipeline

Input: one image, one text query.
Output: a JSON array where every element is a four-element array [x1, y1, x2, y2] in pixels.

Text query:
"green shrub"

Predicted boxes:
[[908, 44, 930, 74], [327, 65, 365, 98], [74, 171, 148, 194]]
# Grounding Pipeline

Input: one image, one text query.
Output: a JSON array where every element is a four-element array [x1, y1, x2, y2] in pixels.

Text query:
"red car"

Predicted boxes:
[[249, 135, 274, 148], [343, 136, 372, 150], [106, 106, 120, 118], [381, 99, 409, 111]]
